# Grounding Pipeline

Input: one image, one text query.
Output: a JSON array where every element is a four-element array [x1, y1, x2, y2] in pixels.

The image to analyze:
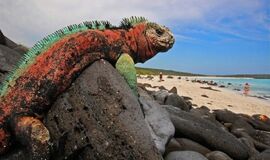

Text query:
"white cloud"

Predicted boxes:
[[0, 0, 268, 46]]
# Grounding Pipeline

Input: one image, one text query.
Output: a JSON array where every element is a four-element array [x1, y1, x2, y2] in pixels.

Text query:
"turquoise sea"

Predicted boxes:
[[196, 78, 270, 100]]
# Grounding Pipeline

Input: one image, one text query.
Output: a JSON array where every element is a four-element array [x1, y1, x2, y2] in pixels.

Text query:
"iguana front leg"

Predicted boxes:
[[12, 116, 50, 160], [115, 53, 138, 96]]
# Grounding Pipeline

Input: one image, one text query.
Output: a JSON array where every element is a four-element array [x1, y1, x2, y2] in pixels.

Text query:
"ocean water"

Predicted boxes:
[[195, 77, 270, 100]]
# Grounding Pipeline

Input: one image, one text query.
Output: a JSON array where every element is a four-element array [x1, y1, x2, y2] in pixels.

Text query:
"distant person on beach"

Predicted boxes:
[[159, 72, 163, 81], [243, 83, 250, 96]]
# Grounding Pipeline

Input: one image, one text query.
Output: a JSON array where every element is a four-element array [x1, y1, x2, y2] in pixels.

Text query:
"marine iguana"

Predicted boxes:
[[0, 16, 174, 159]]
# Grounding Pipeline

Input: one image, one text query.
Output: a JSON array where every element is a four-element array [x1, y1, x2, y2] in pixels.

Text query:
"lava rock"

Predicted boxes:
[[231, 118, 256, 136], [152, 89, 170, 104], [245, 115, 270, 132], [206, 151, 233, 160], [164, 93, 190, 111], [164, 138, 182, 155], [0, 30, 5, 45], [169, 87, 177, 94], [158, 86, 167, 90], [0, 44, 23, 72], [201, 94, 209, 98], [164, 105, 249, 160], [239, 137, 259, 157], [253, 130, 270, 146], [3, 35, 18, 49], [139, 88, 175, 154], [213, 109, 241, 123], [175, 138, 211, 155], [190, 106, 224, 129], [13, 45, 28, 55], [165, 151, 208, 160], [249, 149, 270, 160], [45, 60, 162, 160]]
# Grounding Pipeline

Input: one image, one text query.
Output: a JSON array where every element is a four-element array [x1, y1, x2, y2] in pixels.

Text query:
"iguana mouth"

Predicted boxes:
[[159, 38, 175, 52]]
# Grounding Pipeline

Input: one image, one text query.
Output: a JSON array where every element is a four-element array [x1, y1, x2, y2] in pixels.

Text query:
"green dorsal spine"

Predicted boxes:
[[0, 17, 148, 96]]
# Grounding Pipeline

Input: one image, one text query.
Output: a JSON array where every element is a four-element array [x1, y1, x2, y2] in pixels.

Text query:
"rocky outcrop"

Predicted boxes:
[[0, 45, 23, 72], [0, 30, 27, 86], [44, 60, 162, 160], [138, 88, 175, 155], [163, 105, 249, 160]]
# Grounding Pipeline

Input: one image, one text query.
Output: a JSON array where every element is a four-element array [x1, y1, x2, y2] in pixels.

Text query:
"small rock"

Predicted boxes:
[[214, 109, 241, 123], [167, 76, 173, 79], [146, 75, 154, 80], [253, 130, 270, 146], [206, 151, 233, 160], [159, 86, 167, 90], [165, 138, 182, 155], [239, 137, 259, 157], [182, 96, 192, 101], [169, 87, 177, 94], [152, 90, 170, 104], [165, 151, 208, 160], [249, 149, 270, 160], [138, 83, 152, 90], [249, 114, 270, 132], [164, 105, 249, 160], [201, 94, 209, 98], [176, 138, 211, 155], [164, 93, 190, 111]]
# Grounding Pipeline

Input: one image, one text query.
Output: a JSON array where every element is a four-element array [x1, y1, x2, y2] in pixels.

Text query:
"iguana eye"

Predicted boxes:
[[155, 28, 164, 35]]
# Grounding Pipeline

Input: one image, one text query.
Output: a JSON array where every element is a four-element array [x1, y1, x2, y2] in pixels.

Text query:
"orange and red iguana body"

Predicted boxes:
[[0, 17, 174, 159]]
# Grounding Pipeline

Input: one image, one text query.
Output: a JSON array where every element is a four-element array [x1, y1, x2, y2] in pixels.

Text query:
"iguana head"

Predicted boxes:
[[122, 17, 175, 63], [145, 22, 174, 53]]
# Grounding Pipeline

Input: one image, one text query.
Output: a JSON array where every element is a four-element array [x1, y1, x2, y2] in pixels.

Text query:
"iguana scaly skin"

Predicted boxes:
[[0, 17, 174, 159]]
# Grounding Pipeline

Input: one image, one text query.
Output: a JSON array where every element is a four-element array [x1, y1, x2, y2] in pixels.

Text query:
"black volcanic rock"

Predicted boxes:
[[163, 105, 249, 160], [249, 149, 270, 160], [175, 138, 211, 155], [164, 93, 190, 111], [1, 32, 18, 49], [44, 60, 161, 160], [0, 30, 5, 45], [0, 44, 23, 72]]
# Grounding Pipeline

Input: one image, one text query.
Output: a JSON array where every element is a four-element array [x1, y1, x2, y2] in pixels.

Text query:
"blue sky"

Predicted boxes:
[[0, 0, 269, 75]]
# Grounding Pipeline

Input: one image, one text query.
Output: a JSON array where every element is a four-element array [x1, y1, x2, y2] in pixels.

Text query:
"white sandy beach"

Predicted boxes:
[[138, 75, 270, 117]]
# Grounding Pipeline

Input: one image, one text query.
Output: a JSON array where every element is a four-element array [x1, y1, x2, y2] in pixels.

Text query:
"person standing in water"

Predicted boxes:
[[243, 83, 250, 96]]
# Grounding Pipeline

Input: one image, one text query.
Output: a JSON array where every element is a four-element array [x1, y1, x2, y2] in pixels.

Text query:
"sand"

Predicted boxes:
[[137, 75, 270, 117]]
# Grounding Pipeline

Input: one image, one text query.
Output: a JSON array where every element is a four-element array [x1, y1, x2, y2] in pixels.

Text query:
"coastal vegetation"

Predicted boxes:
[[136, 67, 270, 79]]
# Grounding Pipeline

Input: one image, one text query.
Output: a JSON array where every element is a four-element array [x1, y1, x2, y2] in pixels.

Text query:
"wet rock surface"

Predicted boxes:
[[45, 60, 162, 160]]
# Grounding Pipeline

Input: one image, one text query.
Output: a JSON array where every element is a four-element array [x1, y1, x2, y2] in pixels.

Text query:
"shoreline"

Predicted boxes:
[[190, 76, 255, 79], [137, 75, 270, 116]]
